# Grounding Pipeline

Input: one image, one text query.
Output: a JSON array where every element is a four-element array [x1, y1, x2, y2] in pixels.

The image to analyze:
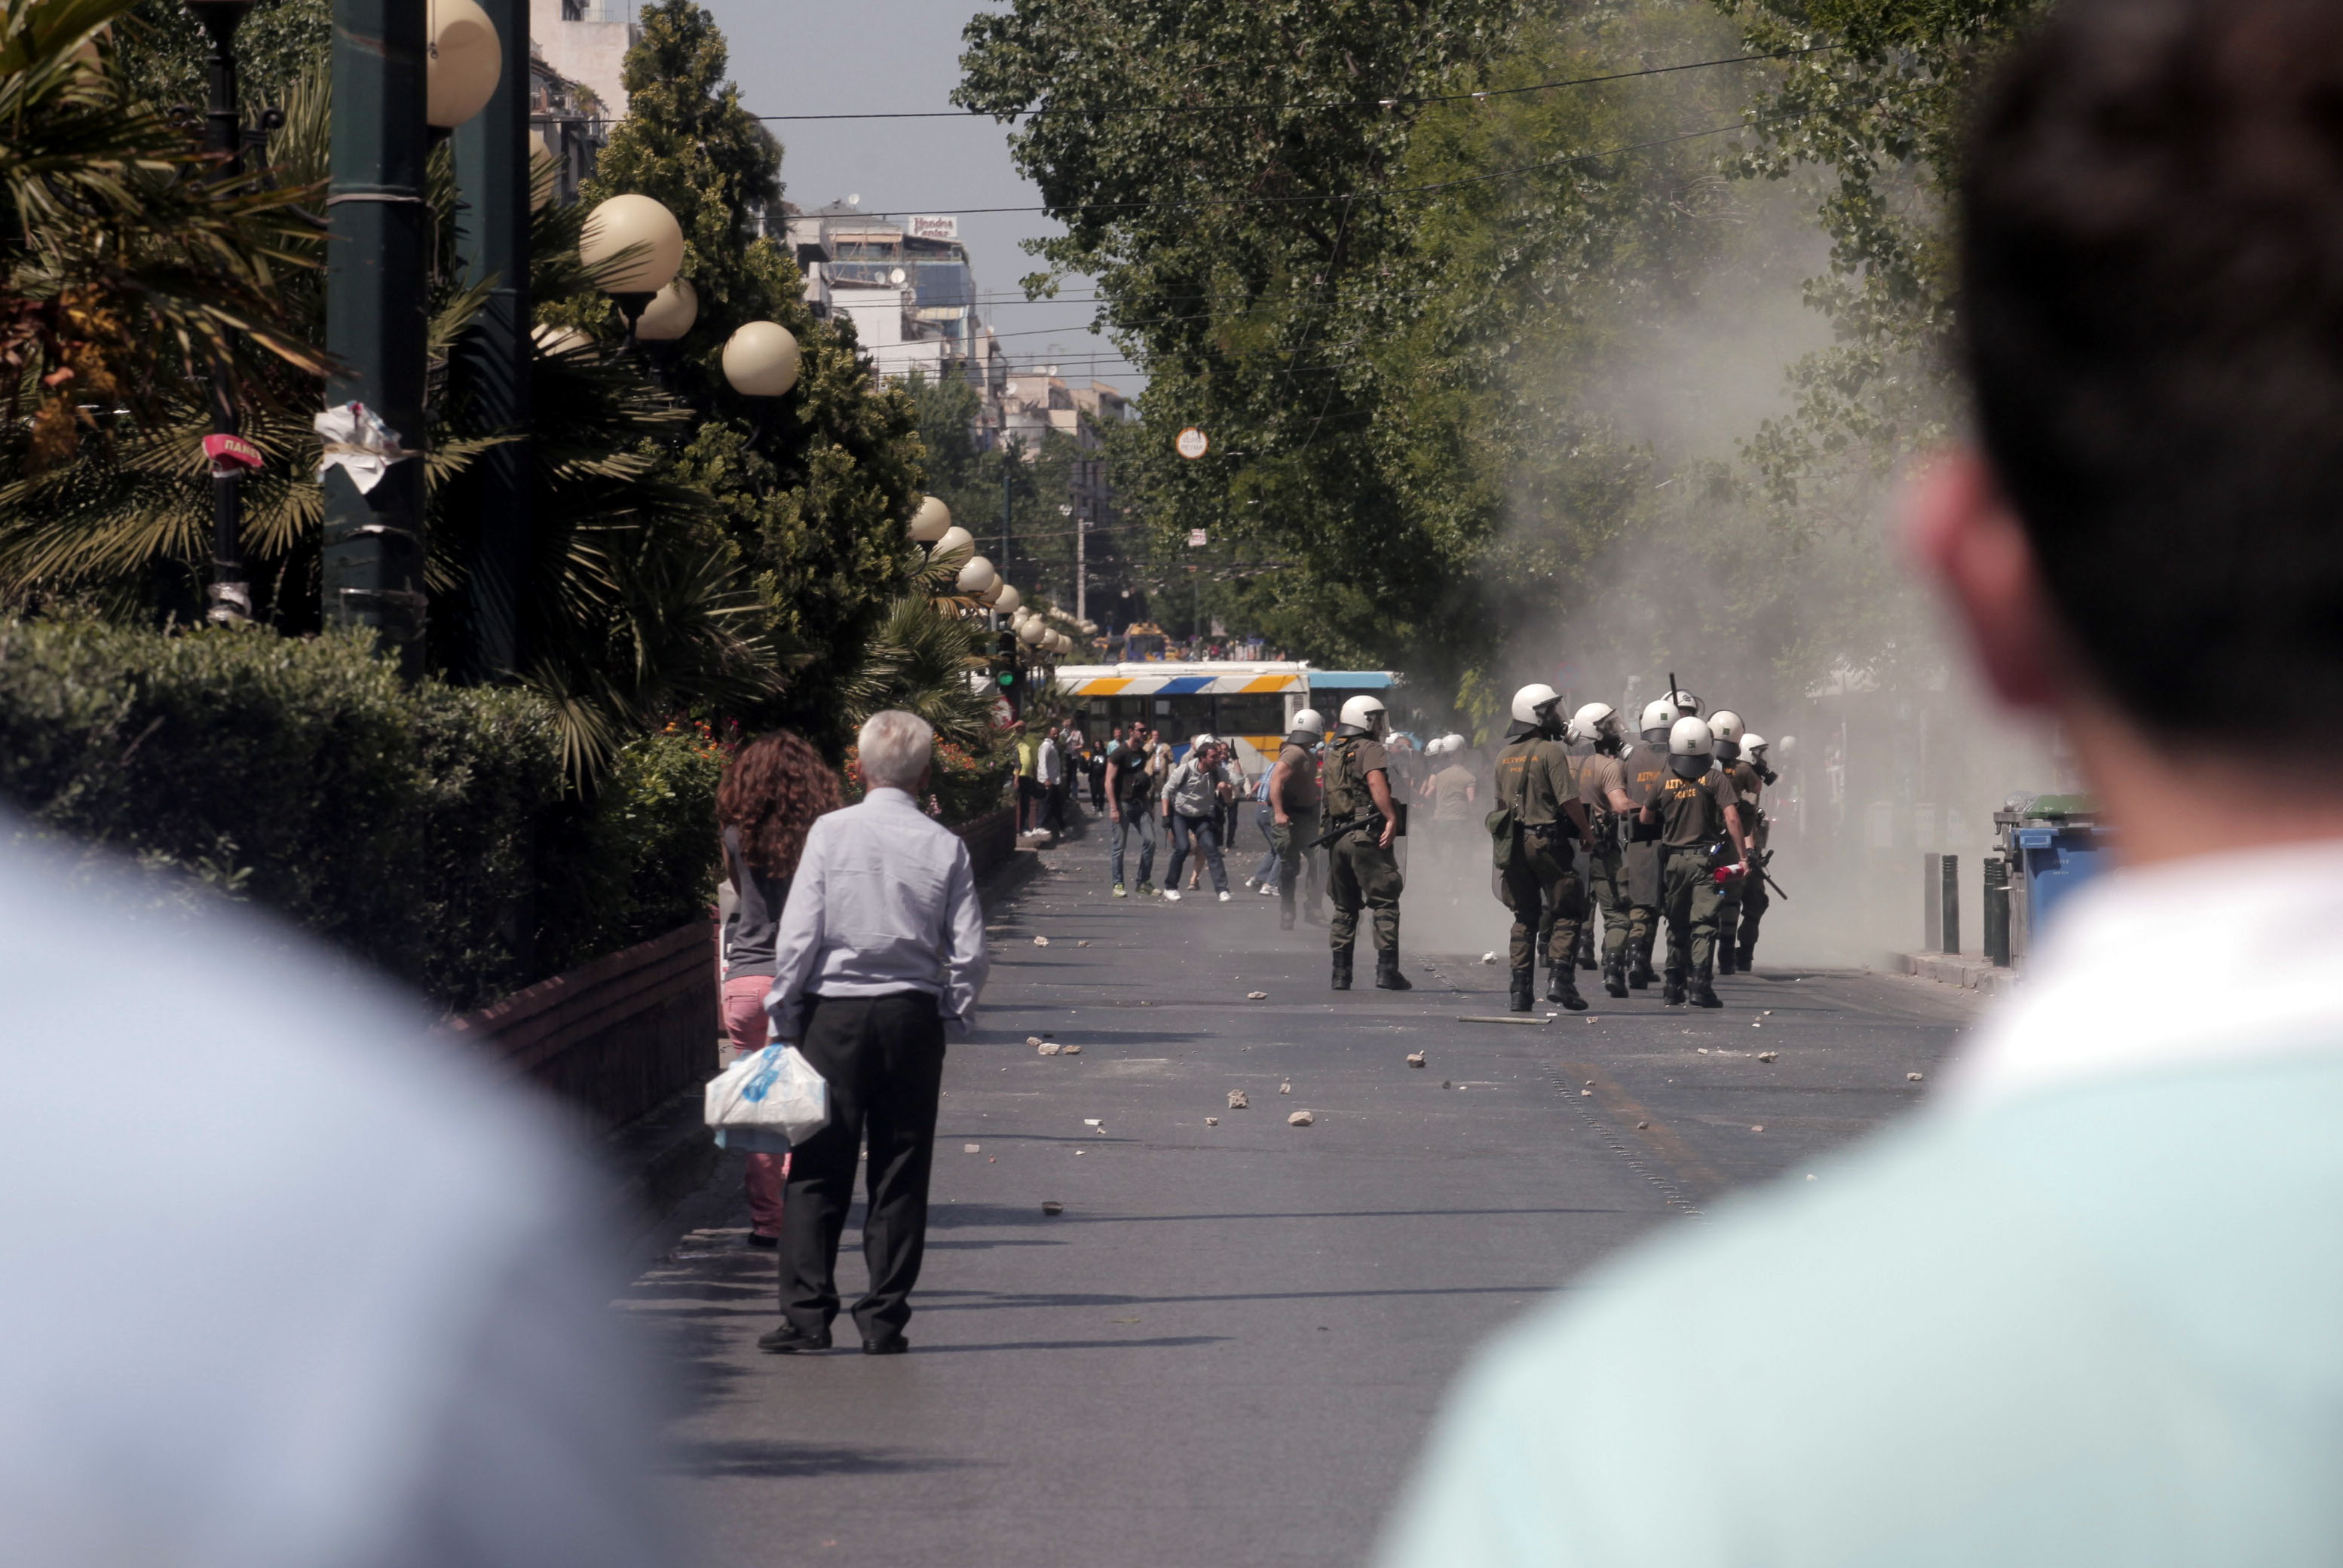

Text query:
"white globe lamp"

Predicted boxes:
[[634, 278, 697, 343], [910, 495, 952, 544], [721, 321, 802, 398], [426, 0, 501, 130], [957, 555, 998, 597], [580, 194, 685, 335]]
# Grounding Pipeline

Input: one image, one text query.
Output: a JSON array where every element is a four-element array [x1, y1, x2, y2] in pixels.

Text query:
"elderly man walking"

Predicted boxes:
[[759, 711, 988, 1356]]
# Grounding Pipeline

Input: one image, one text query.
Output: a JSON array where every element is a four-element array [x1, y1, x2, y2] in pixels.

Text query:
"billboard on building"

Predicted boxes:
[[907, 215, 960, 242]]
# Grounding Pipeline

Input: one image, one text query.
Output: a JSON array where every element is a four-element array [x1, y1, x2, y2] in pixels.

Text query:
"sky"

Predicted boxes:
[[697, 0, 1144, 392]]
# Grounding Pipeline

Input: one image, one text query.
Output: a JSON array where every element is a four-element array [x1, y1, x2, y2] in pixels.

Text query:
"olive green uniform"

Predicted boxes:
[[1643, 764, 1738, 985], [1728, 758, 1769, 966], [1268, 737, 1325, 927], [1491, 732, 1586, 979], [1577, 749, 1632, 971], [1322, 732, 1404, 957], [1622, 741, 1671, 983]]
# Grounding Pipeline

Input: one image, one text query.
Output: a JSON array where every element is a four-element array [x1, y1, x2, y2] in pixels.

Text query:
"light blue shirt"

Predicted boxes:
[[764, 786, 988, 1040], [1381, 839, 2343, 1566]]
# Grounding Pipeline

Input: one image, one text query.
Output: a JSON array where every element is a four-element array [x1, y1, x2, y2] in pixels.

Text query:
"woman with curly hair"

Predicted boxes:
[[716, 729, 841, 1247]]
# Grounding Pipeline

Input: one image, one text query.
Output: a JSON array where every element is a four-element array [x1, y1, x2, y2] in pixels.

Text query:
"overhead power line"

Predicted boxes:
[[754, 46, 1830, 123], [794, 107, 1810, 222]]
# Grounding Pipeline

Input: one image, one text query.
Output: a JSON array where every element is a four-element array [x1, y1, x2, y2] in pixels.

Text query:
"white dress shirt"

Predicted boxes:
[[764, 786, 990, 1040], [1943, 835, 2343, 1111]]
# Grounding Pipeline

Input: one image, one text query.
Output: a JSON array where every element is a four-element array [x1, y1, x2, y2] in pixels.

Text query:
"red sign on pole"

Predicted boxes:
[[202, 433, 264, 473]]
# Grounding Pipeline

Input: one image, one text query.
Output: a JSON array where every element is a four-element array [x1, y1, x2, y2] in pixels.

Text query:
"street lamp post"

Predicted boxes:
[[721, 320, 801, 461], [323, 0, 430, 676], [632, 278, 698, 388], [188, 0, 261, 626], [448, 0, 527, 678]]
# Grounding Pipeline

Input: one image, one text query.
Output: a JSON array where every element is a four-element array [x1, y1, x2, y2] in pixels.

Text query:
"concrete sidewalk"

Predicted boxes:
[[1883, 948, 2019, 997]]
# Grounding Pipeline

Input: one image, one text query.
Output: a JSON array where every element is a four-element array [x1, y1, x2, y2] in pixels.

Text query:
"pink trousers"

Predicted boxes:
[[721, 973, 788, 1238]]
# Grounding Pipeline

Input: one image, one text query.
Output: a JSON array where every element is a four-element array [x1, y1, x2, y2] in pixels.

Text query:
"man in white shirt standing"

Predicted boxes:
[[1380, 2, 2343, 1560], [760, 710, 989, 1356]]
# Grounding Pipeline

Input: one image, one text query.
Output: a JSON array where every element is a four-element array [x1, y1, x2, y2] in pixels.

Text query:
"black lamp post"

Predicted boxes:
[[188, 0, 262, 626]]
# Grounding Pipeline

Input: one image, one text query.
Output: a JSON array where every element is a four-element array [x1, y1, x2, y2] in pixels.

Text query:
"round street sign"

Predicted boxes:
[[1175, 426, 1210, 460]]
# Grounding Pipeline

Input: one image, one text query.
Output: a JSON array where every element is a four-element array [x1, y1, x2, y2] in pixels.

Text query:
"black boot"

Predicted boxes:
[[1628, 951, 1655, 989], [1375, 950, 1413, 990], [1577, 928, 1597, 971], [1548, 967, 1590, 1011], [1691, 969, 1723, 1009], [1738, 939, 1756, 972], [1331, 946, 1353, 991], [1662, 967, 1686, 1006], [1509, 966, 1534, 1013], [1715, 942, 1737, 976], [1603, 957, 1629, 999]]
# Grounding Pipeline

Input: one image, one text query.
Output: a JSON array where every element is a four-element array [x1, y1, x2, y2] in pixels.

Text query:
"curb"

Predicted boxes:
[[1882, 950, 2018, 997]]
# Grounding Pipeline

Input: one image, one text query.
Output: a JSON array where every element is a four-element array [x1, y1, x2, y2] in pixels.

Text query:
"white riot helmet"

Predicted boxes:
[[1444, 731, 1466, 754], [1668, 715, 1714, 757], [1667, 688, 1702, 718], [1571, 701, 1620, 742], [1639, 697, 1680, 740], [1191, 733, 1217, 752], [1741, 733, 1768, 755], [1338, 694, 1388, 734], [1510, 681, 1563, 727], [1290, 708, 1326, 740], [1708, 708, 1745, 763]]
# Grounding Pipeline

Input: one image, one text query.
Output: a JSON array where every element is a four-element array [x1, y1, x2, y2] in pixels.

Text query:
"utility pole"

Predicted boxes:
[[452, 0, 530, 678], [323, 0, 430, 678]]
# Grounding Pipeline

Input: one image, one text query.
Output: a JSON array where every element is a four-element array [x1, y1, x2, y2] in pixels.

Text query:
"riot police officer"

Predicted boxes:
[[1637, 715, 1753, 1008], [1731, 732, 1776, 970], [1571, 701, 1640, 998], [1621, 697, 1678, 989], [1707, 709, 1749, 974], [1492, 684, 1591, 1012], [1323, 695, 1410, 991], [1268, 708, 1327, 931]]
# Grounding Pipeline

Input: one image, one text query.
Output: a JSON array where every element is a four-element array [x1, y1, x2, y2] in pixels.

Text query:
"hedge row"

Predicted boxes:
[[0, 621, 720, 1012]]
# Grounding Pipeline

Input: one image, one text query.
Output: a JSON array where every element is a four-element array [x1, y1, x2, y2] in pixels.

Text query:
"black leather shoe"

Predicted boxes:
[[861, 1337, 909, 1356], [746, 1233, 779, 1250], [1691, 984, 1723, 1009], [1738, 942, 1756, 971], [1508, 966, 1534, 1012], [1628, 960, 1655, 990], [1331, 948, 1354, 991], [1662, 978, 1686, 1006], [756, 1323, 832, 1354], [1551, 975, 1590, 1011], [1375, 952, 1413, 991], [1603, 961, 1628, 1000]]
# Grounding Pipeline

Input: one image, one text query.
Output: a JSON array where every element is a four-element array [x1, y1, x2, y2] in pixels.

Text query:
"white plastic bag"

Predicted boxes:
[[705, 1044, 828, 1147]]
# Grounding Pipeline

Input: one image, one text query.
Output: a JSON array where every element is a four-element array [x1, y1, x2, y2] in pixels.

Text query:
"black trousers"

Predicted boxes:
[[779, 991, 948, 1341]]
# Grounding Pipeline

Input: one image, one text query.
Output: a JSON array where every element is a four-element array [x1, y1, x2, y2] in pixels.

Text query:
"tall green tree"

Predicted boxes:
[[574, 0, 924, 744]]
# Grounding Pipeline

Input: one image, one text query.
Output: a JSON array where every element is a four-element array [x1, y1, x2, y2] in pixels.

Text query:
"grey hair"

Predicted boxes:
[[857, 709, 935, 790]]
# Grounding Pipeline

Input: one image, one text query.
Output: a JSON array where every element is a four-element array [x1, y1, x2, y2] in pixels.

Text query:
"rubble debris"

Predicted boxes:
[[1204, 1116, 1220, 1127], [963, 1143, 981, 1153], [1246, 991, 1269, 1000], [1480, 952, 1498, 965], [1907, 1072, 1925, 1082], [1406, 1052, 1426, 1068], [1279, 1081, 1292, 1095], [1037, 1042, 1063, 1056], [1042, 1202, 1064, 1215], [1227, 1090, 1250, 1110], [1287, 1110, 1315, 1127], [1077, 940, 1092, 948], [1062, 1043, 1083, 1055], [1635, 1120, 1649, 1130], [1034, 936, 1050, 946], [1750, 1125, 1765, 1133], [1758, 1051, 1778, 1064]]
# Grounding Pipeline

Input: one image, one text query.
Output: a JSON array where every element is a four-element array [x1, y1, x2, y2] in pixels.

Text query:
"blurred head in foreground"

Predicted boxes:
[[1380, 3, 2343, 1563], [0, 842, 679, 1567]]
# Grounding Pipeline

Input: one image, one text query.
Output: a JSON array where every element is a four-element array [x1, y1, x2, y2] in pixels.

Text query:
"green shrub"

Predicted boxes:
[[0, 620, 718, 1011], [838, 730, 1014, 826]]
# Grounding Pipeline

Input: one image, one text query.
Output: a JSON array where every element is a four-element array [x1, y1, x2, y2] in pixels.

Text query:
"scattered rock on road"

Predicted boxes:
[[1758, 1051, 1778, 1063], [1228, 1090, 1250, 1109], [1279, 1080, 1291, 1095], [1406, 1051, 1426, 1068], [964, 1143, 981, 1153], [1287, 1110, 1315, 1127], [1062, 1043, 1083, 1055], [1908, 1071, 1925, 1082], [1246, 991, 1269, 1000], [1034, 936, 1049, 946], [1479, 952, 1498, 965], [1037, 1042, 1063, 1056], [1042, 1202, 1064, 1216], [1077, 940, 1092, 947], [1204, 1116, 1219, 1126]]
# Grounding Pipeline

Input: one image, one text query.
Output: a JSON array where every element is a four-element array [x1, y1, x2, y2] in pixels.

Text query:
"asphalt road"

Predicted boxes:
[[623, 820, 1980, 1567]]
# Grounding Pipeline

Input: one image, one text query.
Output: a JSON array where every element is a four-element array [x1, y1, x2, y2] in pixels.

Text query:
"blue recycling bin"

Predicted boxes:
[[2014, 821, 2109, 937]]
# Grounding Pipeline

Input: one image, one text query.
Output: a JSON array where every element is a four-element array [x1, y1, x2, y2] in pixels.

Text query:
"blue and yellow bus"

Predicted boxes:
[[1055, 662, 1403, 775]]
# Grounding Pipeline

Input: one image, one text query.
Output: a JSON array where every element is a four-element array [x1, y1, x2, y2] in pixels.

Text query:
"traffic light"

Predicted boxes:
[[994, 630, 1020, 715]]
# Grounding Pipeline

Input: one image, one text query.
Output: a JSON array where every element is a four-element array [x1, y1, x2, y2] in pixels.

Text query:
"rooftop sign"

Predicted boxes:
[[907, 214, 960, 241]]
